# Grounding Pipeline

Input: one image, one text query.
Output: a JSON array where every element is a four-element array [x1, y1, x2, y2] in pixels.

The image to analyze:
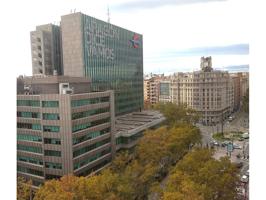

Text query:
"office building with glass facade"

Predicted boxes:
[[17, 76, 115, 187], [60, 12, 143, 115]]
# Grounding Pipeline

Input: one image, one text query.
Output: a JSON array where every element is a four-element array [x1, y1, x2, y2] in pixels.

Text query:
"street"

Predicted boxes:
[[196, 111, 249, 199]]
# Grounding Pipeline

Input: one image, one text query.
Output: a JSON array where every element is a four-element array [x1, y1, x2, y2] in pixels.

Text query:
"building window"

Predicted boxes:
[[71, 96, 109, 107], [77, 159, 111, 177], [42, 101, 59, 107], [17, 123, 41, 131], [44, 150, 61, 157], [17, 112, 40, 119], [73, 138, 110, 158], [43, 113, 60, 120], [44, 138, 61, 145], [73, 127, 110, 145], [45, 162, 62, 169], [72, 118, 110, 133], [72, 107, 109, 120], [43, 126, 60, 133], [17, 144, 42, 154], [45, 174, 61, 180], [73, 148, 111, 170], [17, 100, 40, 107], [17, 134, 42, 142], [17, 156, 43, 166], [17, 166, 43, 177]]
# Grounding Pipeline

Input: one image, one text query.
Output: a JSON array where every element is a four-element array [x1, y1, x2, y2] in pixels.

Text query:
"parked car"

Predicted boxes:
[[242, 132, 249, 139], [228, 116, 234, 122], [245, 169, 249, 176], [241, 175, 248, 183], [210, 140, 219, 146]]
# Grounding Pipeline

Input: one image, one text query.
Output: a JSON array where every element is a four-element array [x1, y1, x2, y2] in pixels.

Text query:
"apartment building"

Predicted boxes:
[[230, 72, 249, 110], [158, 57, 235, 125], [144, 74, 165, 105], [17, 75, 115, 187]]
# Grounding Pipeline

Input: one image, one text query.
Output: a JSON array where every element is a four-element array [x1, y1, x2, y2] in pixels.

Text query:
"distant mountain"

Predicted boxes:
[[145, 64, 249, 76]]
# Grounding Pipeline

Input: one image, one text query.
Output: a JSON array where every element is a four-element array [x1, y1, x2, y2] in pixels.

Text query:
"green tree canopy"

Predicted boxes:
[[153, 102, 200, 126]]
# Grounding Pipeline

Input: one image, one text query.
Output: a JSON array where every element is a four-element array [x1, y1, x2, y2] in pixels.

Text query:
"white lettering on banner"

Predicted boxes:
[[85, 20, 119, 60]]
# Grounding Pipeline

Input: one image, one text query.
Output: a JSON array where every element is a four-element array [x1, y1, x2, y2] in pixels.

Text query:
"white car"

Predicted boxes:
[[241, 175, 248, 183], [233, 144, 242, 149]]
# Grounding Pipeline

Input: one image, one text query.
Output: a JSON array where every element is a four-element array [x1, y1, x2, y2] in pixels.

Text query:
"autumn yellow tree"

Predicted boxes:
[[17, 177, 33, 200], [162, 149, 239, 200], [33, 109, 202, 200]]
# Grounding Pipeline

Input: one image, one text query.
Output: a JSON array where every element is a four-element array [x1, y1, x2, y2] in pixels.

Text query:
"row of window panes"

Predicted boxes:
[[17, 155, 43, 166], [43, 113, 60, 120], [17, 134, 42, 142], [44, 150, 61, 157], [17, 112, 40, 119], [17, 123, 41, 130], [45, 174, 61, 180], [43, 125, 60, 133], [71, 96, 109, 107], [72, 117, 110, 133], [45, 162, 62, 169], [78, 158, 111, 177], [73, 148, 111, 170], [73, 138, 110, 158], [42, 101, 59, 107], [17, 123, 60, 133], [72, 107, 109, 120], [17, 166, 44, 177], [17, 144, 42, 154], [73, 127, 110, 145], [44, 138, 61, 145], [17, 100, 40, 107]]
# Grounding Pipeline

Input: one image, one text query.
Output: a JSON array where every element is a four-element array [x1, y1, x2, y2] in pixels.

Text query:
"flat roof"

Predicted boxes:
[[18, 75, 91, 84], [115, 110, 165, 135]]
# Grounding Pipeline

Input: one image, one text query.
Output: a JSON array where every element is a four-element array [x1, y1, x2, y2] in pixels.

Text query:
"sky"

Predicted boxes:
[[1, 0, 249, 76]]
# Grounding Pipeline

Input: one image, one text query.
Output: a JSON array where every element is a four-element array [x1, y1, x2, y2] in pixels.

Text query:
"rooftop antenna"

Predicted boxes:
[[107, 5, 110, 23]]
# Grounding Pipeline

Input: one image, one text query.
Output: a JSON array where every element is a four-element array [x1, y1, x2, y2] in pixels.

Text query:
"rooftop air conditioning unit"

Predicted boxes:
[[59, 83, 73, 94]]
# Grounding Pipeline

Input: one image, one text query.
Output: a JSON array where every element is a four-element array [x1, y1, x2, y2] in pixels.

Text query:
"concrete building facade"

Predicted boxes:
[[158, 57, 235, 125], [17, 76, 115, 187], [30, 24, 62, 76]]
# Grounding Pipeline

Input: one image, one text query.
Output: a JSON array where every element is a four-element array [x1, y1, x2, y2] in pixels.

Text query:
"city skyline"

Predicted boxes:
[[8, 0, 248, 76]]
